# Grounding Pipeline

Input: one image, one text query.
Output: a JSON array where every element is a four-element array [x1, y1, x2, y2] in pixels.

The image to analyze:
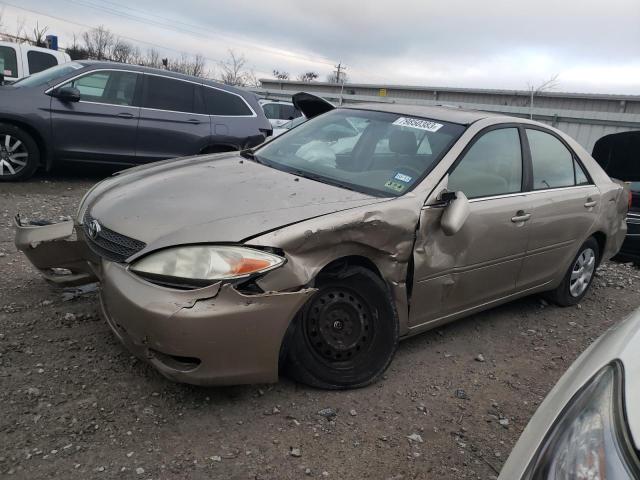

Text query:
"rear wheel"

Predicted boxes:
[[547, 237, 599, 306], [0, 124, 39, 181], [284, 267, 398, 389]]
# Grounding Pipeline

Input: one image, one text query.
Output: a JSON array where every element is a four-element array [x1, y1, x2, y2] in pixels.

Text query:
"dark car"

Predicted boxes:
[[0, 61, 272, 181], [593, 131, 640, 265]]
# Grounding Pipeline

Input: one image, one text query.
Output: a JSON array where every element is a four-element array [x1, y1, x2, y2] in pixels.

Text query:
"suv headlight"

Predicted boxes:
[[525, 363, 640, 479], [129, 245, 285, 287]]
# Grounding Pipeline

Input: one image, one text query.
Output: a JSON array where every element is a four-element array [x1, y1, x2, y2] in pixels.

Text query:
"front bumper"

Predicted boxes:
[[15, 216, 315, 386], [99, 261, 314, 385]]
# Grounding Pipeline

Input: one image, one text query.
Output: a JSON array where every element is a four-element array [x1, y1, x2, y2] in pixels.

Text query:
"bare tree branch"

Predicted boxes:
[[272, 69, 289, 80], [219, 49, 250, 86], [30, 21, 48, 47], [297, 71, 319, 82], [82, 26, 115, 60]]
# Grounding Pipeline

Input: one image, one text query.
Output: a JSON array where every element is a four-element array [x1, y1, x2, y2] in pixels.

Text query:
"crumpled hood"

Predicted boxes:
[[84, 153, 386, 255]]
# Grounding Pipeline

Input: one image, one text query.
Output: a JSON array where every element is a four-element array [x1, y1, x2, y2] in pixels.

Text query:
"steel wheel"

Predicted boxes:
[[284, 266, 399, 389], [303, 288, 374, 364], [569, 247, 596, 297], [0, 134, 28, 177]]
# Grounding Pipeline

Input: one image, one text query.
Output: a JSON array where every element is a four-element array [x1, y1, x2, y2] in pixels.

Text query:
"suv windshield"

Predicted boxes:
[[256, 109, 465, 196], [13, 62, 83, 88]]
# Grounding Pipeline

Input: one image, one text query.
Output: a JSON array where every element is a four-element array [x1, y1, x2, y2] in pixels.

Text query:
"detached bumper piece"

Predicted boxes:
[[14, 214, 98, 286]]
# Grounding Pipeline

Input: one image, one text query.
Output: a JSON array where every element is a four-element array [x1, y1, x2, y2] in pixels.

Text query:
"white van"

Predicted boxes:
[[0, 42, 71, 83]]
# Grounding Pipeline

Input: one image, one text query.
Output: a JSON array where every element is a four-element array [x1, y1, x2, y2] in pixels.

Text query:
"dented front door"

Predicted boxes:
[[409, 194, 531, 329]]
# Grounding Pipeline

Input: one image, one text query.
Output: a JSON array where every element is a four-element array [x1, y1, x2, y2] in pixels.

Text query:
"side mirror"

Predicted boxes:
[[440, 191, 470, 236], [53, 86, 81, 102]]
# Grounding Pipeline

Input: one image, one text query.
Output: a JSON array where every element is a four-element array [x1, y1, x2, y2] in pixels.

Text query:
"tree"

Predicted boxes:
[[82, 26, 115, 60], [326, 71, 348, 84], [272, 69, 289, 80], [14, 16, 26, 40], [219, 49, 249, 86], [297, 71, 319, 83], [66, 34, 89, 60], [111, 39, 136, 63], [30, 21, 48, 47], [526, 73, 559, 119]]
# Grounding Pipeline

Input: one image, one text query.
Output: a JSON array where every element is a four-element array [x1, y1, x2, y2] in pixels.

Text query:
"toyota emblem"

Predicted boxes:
[[88, 219, 101, 239]]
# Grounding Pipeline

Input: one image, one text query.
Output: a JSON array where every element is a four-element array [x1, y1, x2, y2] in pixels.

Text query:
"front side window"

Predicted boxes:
[[142, 75, 195, 113], [0, 46, 18, 78], [27, 51, 57, 74], [527, 129, 576, 189], [262, 103, 280, 119], [448, 128, 522, 199], [63, 70, 139, 106], [255, 109, 465, 196], [203, 87, 252, 116], [279, 104, 300, 120]]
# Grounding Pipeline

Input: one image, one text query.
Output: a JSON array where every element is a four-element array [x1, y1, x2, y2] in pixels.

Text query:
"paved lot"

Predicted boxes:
[[2, 168, 640, 479]]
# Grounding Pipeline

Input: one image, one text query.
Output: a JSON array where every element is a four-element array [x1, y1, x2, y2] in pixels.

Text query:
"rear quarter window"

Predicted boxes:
[[203, 87, 253, 116]]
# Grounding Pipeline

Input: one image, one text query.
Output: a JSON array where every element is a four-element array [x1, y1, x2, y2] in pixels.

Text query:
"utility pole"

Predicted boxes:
[[334, 62, 346, 84]]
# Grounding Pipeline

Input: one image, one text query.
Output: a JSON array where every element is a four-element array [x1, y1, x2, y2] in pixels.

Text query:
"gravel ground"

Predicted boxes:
[[2, 169, 640, 480]]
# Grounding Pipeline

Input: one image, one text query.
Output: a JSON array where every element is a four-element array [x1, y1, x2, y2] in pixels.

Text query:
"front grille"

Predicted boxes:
[[83, 213, 146, 263]]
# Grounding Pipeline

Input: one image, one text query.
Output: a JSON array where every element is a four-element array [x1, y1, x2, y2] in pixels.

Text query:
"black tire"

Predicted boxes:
[[546, 237, 600, 306], [0, 123, 40, 181], [284, 266, 399, 389]]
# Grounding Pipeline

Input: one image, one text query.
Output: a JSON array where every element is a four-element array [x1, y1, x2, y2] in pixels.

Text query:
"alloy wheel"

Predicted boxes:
[[0, 134, 29, 176], [569, 247, 596, 297]]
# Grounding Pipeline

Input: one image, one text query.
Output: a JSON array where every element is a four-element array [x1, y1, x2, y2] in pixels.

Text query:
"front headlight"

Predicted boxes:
[[525, 363, 640, 479], [129, 245, 285, 287]]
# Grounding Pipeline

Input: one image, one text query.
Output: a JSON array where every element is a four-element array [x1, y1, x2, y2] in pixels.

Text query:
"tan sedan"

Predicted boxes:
[[15, 94, 629, 389]]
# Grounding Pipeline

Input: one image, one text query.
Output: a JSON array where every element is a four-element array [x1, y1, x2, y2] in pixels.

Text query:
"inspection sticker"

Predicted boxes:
[[392, 117, 443, 132], [393, 172, 412, 183], [384, 180, 406, 193]]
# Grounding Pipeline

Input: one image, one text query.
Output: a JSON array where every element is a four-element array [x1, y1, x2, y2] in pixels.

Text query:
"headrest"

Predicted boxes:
[[389, 129, 418, 155]]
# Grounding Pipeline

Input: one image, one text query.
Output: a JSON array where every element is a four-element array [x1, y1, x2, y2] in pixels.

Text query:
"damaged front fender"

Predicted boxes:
[[14, 215, 97, 286]]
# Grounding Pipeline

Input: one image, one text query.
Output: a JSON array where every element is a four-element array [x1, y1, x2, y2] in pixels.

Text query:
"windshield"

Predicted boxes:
[[283, 116, 307, 130], [13, 62, 84, 88], [256, 109, 465, 196]]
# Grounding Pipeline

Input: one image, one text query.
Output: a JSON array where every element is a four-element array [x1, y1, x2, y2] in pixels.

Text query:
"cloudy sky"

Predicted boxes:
[[2, 0, 640, 94]]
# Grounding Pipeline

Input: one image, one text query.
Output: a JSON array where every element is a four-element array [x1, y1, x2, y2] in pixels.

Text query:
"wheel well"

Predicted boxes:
[[316, 256, 383, 284], [0, 119, 48, 167], [200, 144, 239, 154], [591, 231, 606, 263]]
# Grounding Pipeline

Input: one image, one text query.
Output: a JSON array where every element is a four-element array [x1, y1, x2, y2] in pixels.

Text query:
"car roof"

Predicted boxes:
[[341, 102, 503, 125], [77, 60, 248, 96]]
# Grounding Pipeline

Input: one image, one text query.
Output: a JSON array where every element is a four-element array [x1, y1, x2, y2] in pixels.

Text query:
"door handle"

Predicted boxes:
[[511, 211, 531, 223], [584, 198, 598, 208], [117, 112, 134, 119], [186, 119, 201, 124]]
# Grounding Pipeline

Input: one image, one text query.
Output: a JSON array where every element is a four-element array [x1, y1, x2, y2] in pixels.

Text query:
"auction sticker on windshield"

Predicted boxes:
[[392, 117, 443, 132]]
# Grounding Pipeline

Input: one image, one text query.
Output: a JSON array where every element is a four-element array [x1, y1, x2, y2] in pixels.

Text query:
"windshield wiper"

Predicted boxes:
[[239, 148, 266, 165]]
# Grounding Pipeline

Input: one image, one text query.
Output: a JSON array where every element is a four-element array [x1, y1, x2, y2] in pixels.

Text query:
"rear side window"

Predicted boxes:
[[27, 51, 58, 74], [448, 128, 522, 199], [0, 46, 18, 78], [203, 87, 253, 116], [527, 129, 576, 189], [142, 75, 195, 113], [64, 71, 139, 106], [575, 160, 590, 185]]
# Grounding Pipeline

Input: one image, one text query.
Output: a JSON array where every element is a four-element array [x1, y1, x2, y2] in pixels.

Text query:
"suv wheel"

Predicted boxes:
[[284, 267, 399, 389], [0, 124, 40, 181]]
